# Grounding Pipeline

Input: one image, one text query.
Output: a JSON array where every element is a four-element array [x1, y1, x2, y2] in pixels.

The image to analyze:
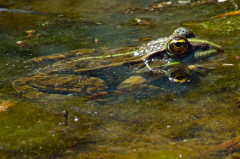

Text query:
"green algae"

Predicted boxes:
[[0, 100, 101, 158]]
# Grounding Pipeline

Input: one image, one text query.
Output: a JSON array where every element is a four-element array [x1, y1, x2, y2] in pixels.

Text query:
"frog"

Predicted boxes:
[[12, 27, 223, 99]]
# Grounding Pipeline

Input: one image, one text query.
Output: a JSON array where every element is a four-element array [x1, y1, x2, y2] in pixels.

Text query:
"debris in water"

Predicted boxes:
[[141, 37, 153, 41], [64, 111, 69, 125], [0, 101, 15, 113], [222, 64, 235, 66], [26, 30, 35, 39], [134, 18, 150, 25], [218, 0, 228, 2], [210, 10, 240, 19]]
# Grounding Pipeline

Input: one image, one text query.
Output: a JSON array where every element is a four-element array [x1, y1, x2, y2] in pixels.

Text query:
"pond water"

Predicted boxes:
[[1, 0, 240, 158]]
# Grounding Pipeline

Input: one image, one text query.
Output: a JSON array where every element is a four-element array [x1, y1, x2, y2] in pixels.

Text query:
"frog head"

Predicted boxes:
[[165, 35, 223, 62], [143, 27, 224, 83]]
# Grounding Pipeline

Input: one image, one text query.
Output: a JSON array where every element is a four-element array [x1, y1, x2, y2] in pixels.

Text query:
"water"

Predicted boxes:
[[0, 0, 240, 158]]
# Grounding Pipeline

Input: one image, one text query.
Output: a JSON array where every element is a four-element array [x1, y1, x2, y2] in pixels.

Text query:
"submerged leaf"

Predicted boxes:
[[210, 10, 240, 19]]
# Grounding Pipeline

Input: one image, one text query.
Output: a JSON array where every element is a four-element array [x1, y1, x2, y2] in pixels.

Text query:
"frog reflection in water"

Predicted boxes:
[[12, 27, 223, 99]]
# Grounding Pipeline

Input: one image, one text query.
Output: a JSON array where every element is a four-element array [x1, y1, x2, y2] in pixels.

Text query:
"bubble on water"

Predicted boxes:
[[74, 117, 79, 122]]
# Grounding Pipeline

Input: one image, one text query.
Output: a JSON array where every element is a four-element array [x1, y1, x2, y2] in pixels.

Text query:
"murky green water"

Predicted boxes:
[[1, 0, 240, 158]]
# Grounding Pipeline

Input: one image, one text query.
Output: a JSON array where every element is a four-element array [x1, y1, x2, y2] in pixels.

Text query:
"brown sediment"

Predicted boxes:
[[208, 136, 240, 156]]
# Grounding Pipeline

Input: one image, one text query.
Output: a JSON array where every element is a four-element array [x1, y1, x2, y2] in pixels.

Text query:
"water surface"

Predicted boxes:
[[1, 0, 240, 158]]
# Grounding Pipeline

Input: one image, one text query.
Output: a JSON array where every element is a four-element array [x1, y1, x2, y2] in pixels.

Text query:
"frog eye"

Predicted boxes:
[[169, 70, 188, 83], [168, 37, 189, 56]]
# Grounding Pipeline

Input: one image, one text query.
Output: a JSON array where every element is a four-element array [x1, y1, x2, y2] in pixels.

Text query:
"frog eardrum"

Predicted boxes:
[[167, 36, 189, 58]]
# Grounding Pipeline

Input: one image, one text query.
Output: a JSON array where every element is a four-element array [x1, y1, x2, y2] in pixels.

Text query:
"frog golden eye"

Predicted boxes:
[[167, 37, 189, 57], [169, 70, 188, 83]]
